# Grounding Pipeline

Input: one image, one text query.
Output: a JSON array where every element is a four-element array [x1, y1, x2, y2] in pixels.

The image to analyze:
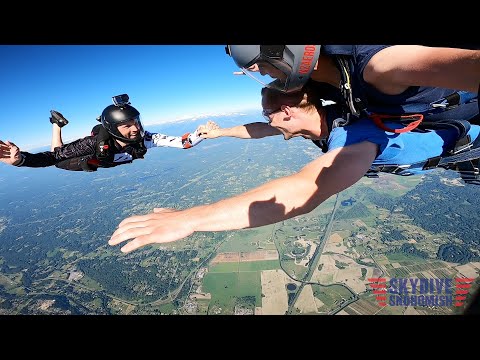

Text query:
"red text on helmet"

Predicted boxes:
[[298, 45, 318, 74]]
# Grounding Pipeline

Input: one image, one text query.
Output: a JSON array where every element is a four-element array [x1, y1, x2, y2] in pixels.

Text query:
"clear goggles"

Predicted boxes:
[[116, 115, 145, 139], [238, 58, 293, 93]]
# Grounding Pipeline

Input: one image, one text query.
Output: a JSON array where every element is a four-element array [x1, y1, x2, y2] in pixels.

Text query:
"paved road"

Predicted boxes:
[[287, 194, 358, 314]]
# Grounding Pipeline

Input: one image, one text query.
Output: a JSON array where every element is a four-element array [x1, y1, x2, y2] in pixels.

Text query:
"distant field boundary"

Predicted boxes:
[[211, 250, 278, 264]]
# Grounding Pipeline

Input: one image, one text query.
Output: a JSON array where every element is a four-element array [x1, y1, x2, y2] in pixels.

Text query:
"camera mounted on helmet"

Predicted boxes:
[[99, 94, 145, 143], [226, 45, 321, 93], [112, 94, 130, 107]]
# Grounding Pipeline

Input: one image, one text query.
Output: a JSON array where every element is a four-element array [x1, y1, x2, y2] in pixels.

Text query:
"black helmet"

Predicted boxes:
[[100, 94, 145, 143], [226, 45, 321, 93]]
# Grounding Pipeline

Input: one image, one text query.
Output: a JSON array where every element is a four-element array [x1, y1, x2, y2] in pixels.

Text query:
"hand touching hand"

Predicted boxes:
[[198, 120, 221, 139]]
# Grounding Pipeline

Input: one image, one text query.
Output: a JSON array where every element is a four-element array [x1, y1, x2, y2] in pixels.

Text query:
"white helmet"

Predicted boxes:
[[226, 45, 321, 93]]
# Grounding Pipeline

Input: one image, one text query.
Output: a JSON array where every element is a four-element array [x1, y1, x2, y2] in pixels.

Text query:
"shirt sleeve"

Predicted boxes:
[[19, 136, 96, 168], [328, 118, 392, 152], [327, 118, 469, 167], [143, 129, 203, 149]]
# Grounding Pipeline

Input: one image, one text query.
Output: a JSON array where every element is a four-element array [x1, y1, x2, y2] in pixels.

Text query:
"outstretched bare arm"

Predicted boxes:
[[200, 122, 282, 139], [108, 141, 377, 253]]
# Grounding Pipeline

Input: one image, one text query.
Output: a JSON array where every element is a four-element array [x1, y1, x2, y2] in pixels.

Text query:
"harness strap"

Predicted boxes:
[[364, 170, 379, 178], [334, 56, 367, 127], [93, 125, 113, 161], [419, 119, 471, 147], [421, 133, 480, 184], [332, 54, 478, 135], [369, 114, 424, 133], [367, 164, 413, 176], [431, 91, 478, 109], [311, 139, 329, 153], [436, 140, 480, 166]]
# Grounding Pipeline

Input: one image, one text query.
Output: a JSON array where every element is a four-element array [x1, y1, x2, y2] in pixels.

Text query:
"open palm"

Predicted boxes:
[[0, 140, 21, 165]]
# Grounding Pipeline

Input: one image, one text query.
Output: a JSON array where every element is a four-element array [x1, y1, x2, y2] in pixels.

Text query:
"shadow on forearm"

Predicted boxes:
[[247, 174, 328, 228], [245, 123, 281, 139], [246, 146, 366, 228]]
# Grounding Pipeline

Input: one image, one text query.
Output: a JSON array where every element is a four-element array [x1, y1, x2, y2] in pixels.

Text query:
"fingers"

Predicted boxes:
[[199, 121, 219, 131], [117, 219, 153, 234], [198, 122, 220, 139], [117, 225, 193, 253], [198, 121, 220, 139], [0, 149, 11, 158], [0, 141, 18, 161], [109, 220, 170, 253], [109, 209, 195, 253], [120, 236, 152, 253], [0, 143, 10, 155], [110, 210, 174, 244], [0, 140, 14, 148], [199, 132, 211, 139], [153, 208, 176, 214], [206, 120, 219, 130], [109, 223, 153, 246], [117, 213, 157, 227], [113, 209, 176, 238]]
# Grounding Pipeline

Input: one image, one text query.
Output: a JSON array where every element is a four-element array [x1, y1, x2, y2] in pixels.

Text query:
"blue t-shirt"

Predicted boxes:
[[321, 45, 479, 122], [327, 118, 480, 175]]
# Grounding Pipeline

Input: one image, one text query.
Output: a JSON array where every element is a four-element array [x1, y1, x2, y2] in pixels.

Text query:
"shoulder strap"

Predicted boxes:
[[91, 124, 103, 136], [334, 56, 365, 120], [92, 125, 114, 160], [311, 139, 328, 153]]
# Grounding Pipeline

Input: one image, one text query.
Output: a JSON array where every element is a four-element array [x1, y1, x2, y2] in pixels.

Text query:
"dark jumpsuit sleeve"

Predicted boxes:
[[20, 136, 97, 168]]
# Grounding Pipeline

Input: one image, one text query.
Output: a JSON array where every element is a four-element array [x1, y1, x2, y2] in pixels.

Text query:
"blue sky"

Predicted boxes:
[[0, 45, 263, 150]]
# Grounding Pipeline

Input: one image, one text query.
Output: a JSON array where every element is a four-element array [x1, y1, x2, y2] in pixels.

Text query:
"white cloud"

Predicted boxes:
[[142, 108, 260, 126]]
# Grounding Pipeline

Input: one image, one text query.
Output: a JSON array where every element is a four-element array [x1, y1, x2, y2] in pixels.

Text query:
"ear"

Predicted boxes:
[[281, 105, 293, 120]]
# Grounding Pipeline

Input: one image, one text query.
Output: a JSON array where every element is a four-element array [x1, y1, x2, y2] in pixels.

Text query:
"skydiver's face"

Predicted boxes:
[[262, 105, 311, 141], [117, 120, 141, 141], [262, 98, 322, 141]]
